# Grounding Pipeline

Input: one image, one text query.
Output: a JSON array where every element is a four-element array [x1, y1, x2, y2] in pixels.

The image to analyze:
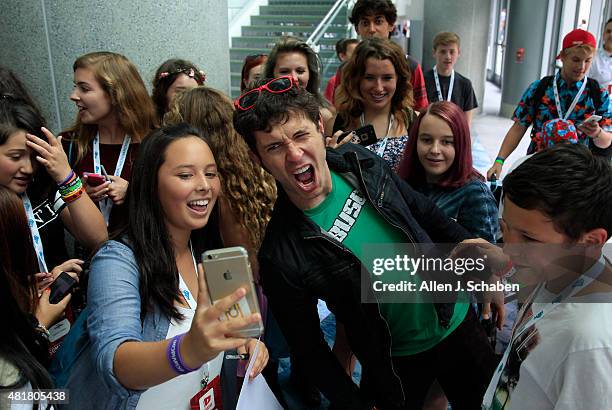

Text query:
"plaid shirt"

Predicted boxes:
[[416, 178, 498, 244], [513, 75, 612, 152]]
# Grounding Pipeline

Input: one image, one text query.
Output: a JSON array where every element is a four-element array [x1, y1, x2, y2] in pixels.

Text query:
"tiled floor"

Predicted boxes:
[[471, 81, 532, 179]]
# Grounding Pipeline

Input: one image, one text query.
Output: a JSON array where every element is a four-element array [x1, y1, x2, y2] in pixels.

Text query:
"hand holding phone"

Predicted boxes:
[[577, 115, 604, 138], [202, 247, 263, 338], [577, 115, 602, 128], [49, 271, 78, 304], [83, 172, 107, 187], [180, 257, 264, 368], [338, 124, 378, 146], [581, 115, 602, 125]]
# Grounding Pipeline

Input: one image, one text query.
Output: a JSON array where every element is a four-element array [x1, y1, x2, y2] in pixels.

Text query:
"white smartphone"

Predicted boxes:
[[580, 115, 602, 125], [202, 246, 263, 338]]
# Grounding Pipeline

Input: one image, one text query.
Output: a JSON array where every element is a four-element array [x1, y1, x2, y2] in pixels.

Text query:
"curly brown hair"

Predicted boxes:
[[164, 87, 277, 249], [335, 38, 413, 130]]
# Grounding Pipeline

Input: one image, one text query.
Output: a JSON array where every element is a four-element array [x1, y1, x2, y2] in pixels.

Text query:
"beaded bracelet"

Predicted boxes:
[[167, 333, 198, 375], [494, 156, 505, 165]]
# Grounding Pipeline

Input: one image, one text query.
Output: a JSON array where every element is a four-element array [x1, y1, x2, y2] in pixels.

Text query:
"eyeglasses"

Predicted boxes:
[[234, 76, 299, 111]]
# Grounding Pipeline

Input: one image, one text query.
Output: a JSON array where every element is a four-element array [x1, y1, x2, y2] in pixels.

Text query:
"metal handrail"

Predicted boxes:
[[306, 0, 356, 89], [306, 0, 354, 53]]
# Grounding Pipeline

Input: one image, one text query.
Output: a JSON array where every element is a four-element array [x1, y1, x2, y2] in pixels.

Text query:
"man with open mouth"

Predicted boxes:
[[233, 78, 498, 409]]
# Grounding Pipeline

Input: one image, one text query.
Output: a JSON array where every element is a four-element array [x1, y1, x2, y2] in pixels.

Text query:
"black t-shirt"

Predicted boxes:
[[26, 187, 69, 271], [424, 69, 478, 111]]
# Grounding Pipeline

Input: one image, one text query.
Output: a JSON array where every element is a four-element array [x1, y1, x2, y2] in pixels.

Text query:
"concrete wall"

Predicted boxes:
[[395, 0, 424, 20], [500, 0, 549, 117], [0, 0, 230, 132], [393, 0, 425, 70]]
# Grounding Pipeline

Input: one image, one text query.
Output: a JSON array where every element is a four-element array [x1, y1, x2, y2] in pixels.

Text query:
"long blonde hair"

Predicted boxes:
[[164, 87, 277, 249], [62, 52, 158, 165]]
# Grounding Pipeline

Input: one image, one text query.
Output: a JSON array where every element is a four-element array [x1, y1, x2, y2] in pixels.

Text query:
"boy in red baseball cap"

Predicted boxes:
[[487, 28, 611, 181], [556, 28, 597, 58]]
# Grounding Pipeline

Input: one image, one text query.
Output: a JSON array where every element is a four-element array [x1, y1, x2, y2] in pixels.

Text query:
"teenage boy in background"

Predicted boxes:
[[424, 32, 479, 125], [325, 39, 359, 105], [349, 0, 429, 112], [481, 144, 612, 409], [487, 28, 612, 180]]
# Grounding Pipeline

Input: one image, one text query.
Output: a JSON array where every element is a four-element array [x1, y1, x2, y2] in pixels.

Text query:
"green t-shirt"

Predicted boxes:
[[304, 170, 468, 356]]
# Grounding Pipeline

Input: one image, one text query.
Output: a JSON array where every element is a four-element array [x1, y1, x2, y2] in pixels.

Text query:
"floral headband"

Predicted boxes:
[[158, 67, 206, 84]]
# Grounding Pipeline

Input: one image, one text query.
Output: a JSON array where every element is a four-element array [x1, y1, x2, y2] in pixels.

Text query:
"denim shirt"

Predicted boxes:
[[416, 178, 498, 243], [63, 240, 170, 409], [64, 240, 236, 409]]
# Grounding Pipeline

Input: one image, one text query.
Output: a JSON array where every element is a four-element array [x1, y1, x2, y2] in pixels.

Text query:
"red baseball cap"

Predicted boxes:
[[556, 29, 596, 59]]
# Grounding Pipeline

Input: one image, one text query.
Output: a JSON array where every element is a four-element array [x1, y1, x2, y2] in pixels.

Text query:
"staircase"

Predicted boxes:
[[230, 0, 351, 98]]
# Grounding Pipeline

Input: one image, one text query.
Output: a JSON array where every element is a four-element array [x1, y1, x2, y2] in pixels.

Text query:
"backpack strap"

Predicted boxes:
[[532, 75, 554, 106], [534, 75, 603, 112], [586, 78, 603, 109]]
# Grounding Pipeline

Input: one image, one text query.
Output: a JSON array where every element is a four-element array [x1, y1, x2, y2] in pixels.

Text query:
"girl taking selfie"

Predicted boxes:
[[65, 123, 268, 409]]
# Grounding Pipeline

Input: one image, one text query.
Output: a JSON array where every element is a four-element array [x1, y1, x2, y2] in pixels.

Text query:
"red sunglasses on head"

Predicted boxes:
[[234, 76, 300, 111]]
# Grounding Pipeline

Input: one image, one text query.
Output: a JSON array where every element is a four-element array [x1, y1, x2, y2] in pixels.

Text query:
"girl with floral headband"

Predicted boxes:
[[265, 36, 335, 124], [152, 59, 206, 121]]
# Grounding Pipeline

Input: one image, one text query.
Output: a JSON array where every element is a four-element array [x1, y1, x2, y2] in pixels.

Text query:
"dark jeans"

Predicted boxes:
[[390, 307, 498, 410]]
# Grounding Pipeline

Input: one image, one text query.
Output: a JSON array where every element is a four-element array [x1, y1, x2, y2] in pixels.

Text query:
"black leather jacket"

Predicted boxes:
[[259, 144, 471, 409]]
